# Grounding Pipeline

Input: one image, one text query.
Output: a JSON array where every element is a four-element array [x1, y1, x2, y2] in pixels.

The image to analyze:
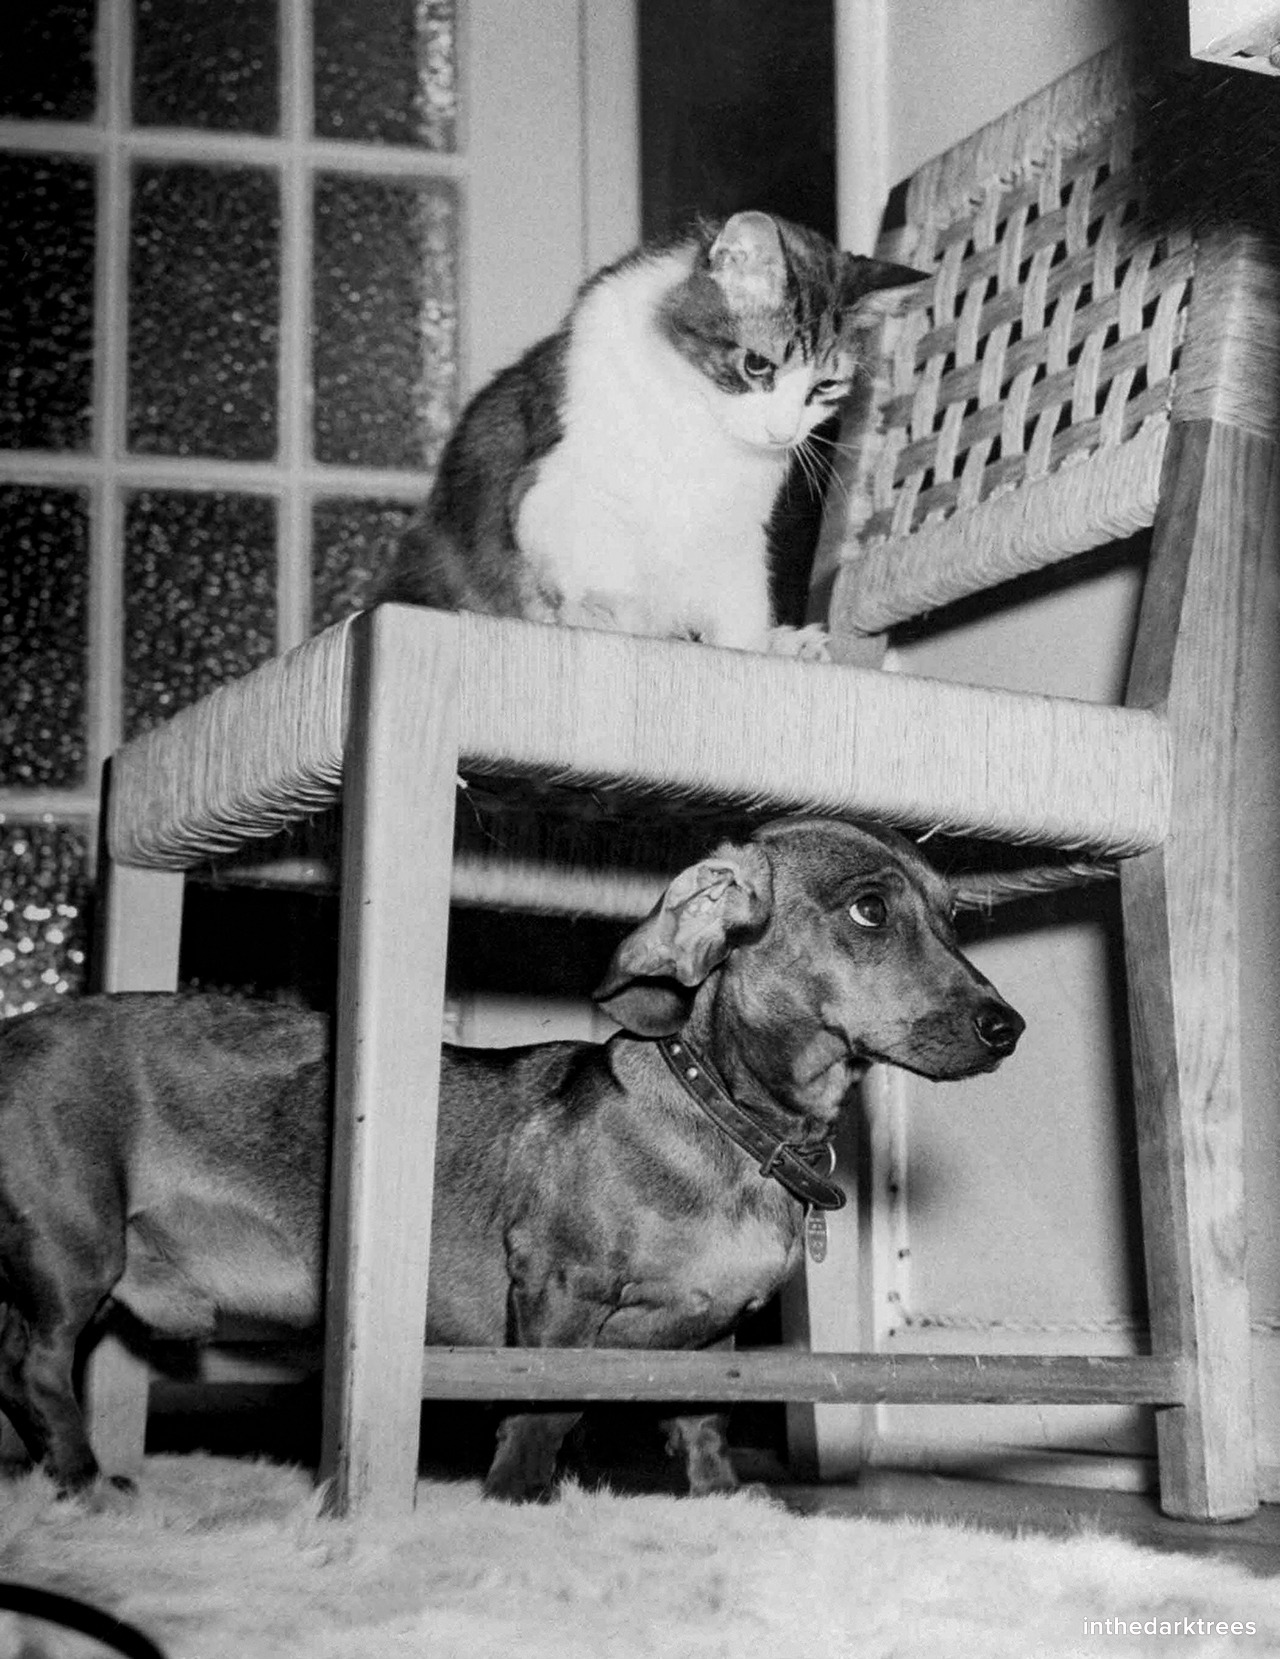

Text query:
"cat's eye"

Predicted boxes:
[[811, 378, 848, 400], [741, 350, 774, 380], [848, 892, 888, 929]]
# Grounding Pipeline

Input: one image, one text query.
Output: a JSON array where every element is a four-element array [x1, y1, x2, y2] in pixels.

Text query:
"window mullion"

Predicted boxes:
[[277, 0, 313, 651], [88, 0, 135, 781]]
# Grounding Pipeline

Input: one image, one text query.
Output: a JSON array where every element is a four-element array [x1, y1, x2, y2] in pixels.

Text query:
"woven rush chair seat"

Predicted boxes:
[[92, 41, 1279, 1522]]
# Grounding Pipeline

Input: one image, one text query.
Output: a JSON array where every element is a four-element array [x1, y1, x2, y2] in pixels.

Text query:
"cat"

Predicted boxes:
[[376, 210, 925, 654]]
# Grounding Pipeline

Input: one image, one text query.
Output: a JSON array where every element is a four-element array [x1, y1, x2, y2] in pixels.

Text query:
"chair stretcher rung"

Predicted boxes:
[[419, 1347, 1186, 1407], [108, 605, 1171, 869]]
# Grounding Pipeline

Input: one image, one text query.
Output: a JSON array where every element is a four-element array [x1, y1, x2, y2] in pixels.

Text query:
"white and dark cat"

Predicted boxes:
[[376, 211, 925, 652]]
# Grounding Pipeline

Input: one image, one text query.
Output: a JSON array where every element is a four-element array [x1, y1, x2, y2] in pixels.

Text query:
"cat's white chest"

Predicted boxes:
[[518, 427, 782, 649], [515, 254, 788, 651]]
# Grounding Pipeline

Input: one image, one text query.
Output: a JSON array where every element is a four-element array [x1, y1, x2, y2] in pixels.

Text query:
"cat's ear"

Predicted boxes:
[[847, 256, 932, 318], [708, 212, 788, 311]]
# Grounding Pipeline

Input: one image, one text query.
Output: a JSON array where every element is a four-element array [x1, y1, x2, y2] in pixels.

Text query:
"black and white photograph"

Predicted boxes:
[[3, 1, 1280, 1652]]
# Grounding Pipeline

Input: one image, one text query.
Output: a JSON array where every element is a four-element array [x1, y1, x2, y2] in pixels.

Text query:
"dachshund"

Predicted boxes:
[[0, 816, 1022, 1498]]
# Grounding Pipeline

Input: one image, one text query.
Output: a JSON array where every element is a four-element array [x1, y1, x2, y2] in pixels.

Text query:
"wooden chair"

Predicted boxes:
[[90, 43, 1278, 1521]]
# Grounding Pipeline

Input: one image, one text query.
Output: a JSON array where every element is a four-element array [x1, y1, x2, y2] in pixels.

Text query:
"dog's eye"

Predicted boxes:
[[848, 892, 888, 929], [741, 350, 774, 380]]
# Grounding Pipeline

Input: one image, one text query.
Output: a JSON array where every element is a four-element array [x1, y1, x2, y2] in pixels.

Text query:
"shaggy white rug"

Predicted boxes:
[[2, 1456, 1278, 1659]]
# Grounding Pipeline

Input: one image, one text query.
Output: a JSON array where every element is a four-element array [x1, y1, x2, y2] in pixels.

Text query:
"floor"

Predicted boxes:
[[773, 1467, 1280, 1577], [133, 1381, 1280, 1578]]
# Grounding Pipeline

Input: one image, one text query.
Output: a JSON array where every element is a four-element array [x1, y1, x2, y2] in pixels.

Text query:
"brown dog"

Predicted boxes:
[[0, 817, 1022, 1497]]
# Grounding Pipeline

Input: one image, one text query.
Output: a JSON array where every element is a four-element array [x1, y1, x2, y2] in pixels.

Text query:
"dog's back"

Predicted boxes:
[[0, 993, 612, 1350], [0, 994, 333, 1341]]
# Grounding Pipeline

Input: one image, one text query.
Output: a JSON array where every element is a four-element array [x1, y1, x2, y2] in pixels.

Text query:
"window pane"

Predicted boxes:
[[123, 490, 276, 736], [133, 0, 279, 133], [0, 820, 92, 1017], [0, 155, 95, 452], [314, 0, 456, 150], [312, 497, 420, 630], [313, 175, 457, 468], [0, 1, 96, 121], [0, 487, 90, 789], [128, 164, 280, 460]]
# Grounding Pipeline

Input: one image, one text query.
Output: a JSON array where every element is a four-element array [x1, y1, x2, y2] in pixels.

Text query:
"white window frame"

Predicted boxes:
[[0, 0, 639, 832]]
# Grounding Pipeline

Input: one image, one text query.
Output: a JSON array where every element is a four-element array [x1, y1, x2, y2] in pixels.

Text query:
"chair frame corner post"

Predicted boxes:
[[775, 1081, 875, 1486], [319, 606, 461, 1519], [83, 757, 188, 1480], [1120, 410, 1278, 1520]]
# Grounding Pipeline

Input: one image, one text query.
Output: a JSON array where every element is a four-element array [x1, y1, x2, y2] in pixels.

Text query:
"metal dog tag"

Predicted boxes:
[[805, 1208, 828, 1263]]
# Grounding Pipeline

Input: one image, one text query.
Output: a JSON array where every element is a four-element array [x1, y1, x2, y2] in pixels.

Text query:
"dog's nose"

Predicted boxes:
[[973, 1001, 1024, 1056]]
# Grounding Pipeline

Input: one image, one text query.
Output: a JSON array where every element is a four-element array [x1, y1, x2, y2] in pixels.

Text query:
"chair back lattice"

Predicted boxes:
[[828, 45, 1196, 638]]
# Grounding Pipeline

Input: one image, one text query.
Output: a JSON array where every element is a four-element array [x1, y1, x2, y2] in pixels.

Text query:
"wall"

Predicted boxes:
[[863, 0, 1280, 1490], [888, 0, 1142, 180]]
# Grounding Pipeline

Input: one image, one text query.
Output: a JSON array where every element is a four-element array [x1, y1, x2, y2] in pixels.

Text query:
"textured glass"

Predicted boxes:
[[0, 2, 96, 120], [0, 487, 89, 789], [311, 497, 420, 630], [0, 820, 92, 1017], [128, 164, 279, 460], [123, 491, 276, 736], [0, 156, 95, 451], [313, 176, 457, 468], [134, 0, 279, 133], [314, 0, 456, 150]]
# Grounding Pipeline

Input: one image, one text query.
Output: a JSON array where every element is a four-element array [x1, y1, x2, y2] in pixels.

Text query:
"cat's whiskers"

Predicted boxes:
[[792, 434, 843, 504], [807, 428, 865, 459], [804, 434, 863, 505], [798, 433, 856, 510], [802, 427, 841, 473], [789, 436, 821, 497]]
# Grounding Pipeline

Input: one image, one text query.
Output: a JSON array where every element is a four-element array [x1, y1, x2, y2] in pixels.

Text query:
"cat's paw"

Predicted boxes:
[[765, 623, 831, 661]]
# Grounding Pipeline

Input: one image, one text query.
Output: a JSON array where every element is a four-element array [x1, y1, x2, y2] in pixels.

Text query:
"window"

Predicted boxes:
[[1, 0, 625, 1015]]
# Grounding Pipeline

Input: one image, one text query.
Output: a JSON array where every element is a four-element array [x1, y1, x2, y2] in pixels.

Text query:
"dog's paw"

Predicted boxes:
[[686, 1470, 741, 1497], [481, 1466, 555, 1505], [73, 1472, 138, 1514], [666, 1414, 742, 1497], [738, 1480, 788, 1509], [764, 623, 831, 661], [482, 1432, 561, 1504], [49, 1456, 117, 1502]]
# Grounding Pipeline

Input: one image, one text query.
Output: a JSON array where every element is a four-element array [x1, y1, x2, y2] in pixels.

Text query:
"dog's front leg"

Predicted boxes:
[[482, 1262, 612, 1503], [662, 1412, 739, 1495], [660, 1334, 741, 1497], [483, 1410, 583, 1503]]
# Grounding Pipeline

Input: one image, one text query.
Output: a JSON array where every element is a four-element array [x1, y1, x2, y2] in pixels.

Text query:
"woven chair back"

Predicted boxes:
[[825, 43, 1277, 640]]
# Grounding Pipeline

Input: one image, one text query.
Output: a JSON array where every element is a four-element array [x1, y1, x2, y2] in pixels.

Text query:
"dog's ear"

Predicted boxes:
[[593, 845, 773, 1036]]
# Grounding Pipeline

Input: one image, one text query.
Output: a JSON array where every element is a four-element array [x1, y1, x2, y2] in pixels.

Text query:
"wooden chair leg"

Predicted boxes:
[[86, 852, 185, 1479], [779, 1086, 868, 1481], [1121, 846, 1255, 1520], [319, 607, 460, 1518], [1120, 414, 1275, 1520]]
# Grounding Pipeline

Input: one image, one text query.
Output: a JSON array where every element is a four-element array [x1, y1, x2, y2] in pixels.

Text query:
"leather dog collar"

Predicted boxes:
[[657, 1036, 846, 1212]]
